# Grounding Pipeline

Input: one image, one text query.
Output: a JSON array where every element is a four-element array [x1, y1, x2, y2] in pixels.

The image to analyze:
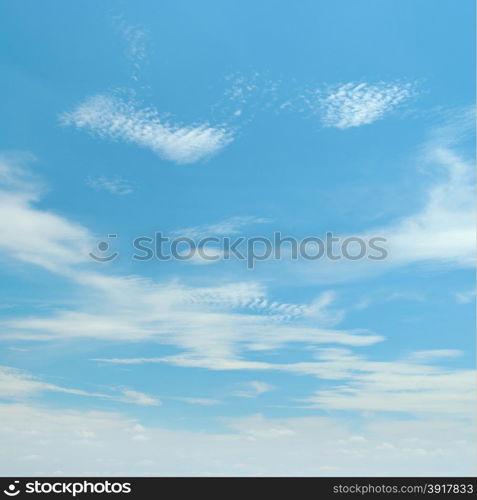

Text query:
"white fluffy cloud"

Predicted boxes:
[[60, 94, 233, 164]]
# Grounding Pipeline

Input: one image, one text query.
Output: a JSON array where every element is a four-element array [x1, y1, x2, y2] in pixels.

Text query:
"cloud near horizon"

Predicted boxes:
[[0, 403, 474, 476]]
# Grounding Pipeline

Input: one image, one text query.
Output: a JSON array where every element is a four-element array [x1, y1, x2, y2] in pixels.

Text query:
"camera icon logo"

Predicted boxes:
[[3, 481, 20, 497], [89, 234, 119, 262]]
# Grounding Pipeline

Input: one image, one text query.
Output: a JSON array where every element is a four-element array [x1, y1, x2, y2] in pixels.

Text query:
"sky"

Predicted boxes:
[[0, 0, 475, 476]]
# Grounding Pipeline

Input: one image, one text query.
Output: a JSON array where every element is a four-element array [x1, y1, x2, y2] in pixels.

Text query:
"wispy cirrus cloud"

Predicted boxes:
[[0, 365, 102, 400], [86, 175, 133, 195], [2, 273, 380, 351], [215, 73, 416, 130], [0, 162, 370, 351], [372, 112, 475, 267], [113, 15, 149, 81], [315, 81, 415, 129], [171, 397, 221, 406], [272, 108, 476, 285], [102, 348, 475, 418], [298, 348, 475, 417], [0, 158, 381, 361], [0, 156, 93, 272], [171, 215, 271, 239], [406, 349, 464, 363], [455, 289, 476, 304], [119, 389, 161, 407], [0, 151, 474, 425], [0, 365, 160, 407], [60, 94, 233, 164], [233, 381, 275, 398], [60, 77, 415, 165]]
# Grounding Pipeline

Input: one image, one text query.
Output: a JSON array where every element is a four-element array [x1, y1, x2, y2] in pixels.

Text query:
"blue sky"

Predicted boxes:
[[0, 0, 475, 476]]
